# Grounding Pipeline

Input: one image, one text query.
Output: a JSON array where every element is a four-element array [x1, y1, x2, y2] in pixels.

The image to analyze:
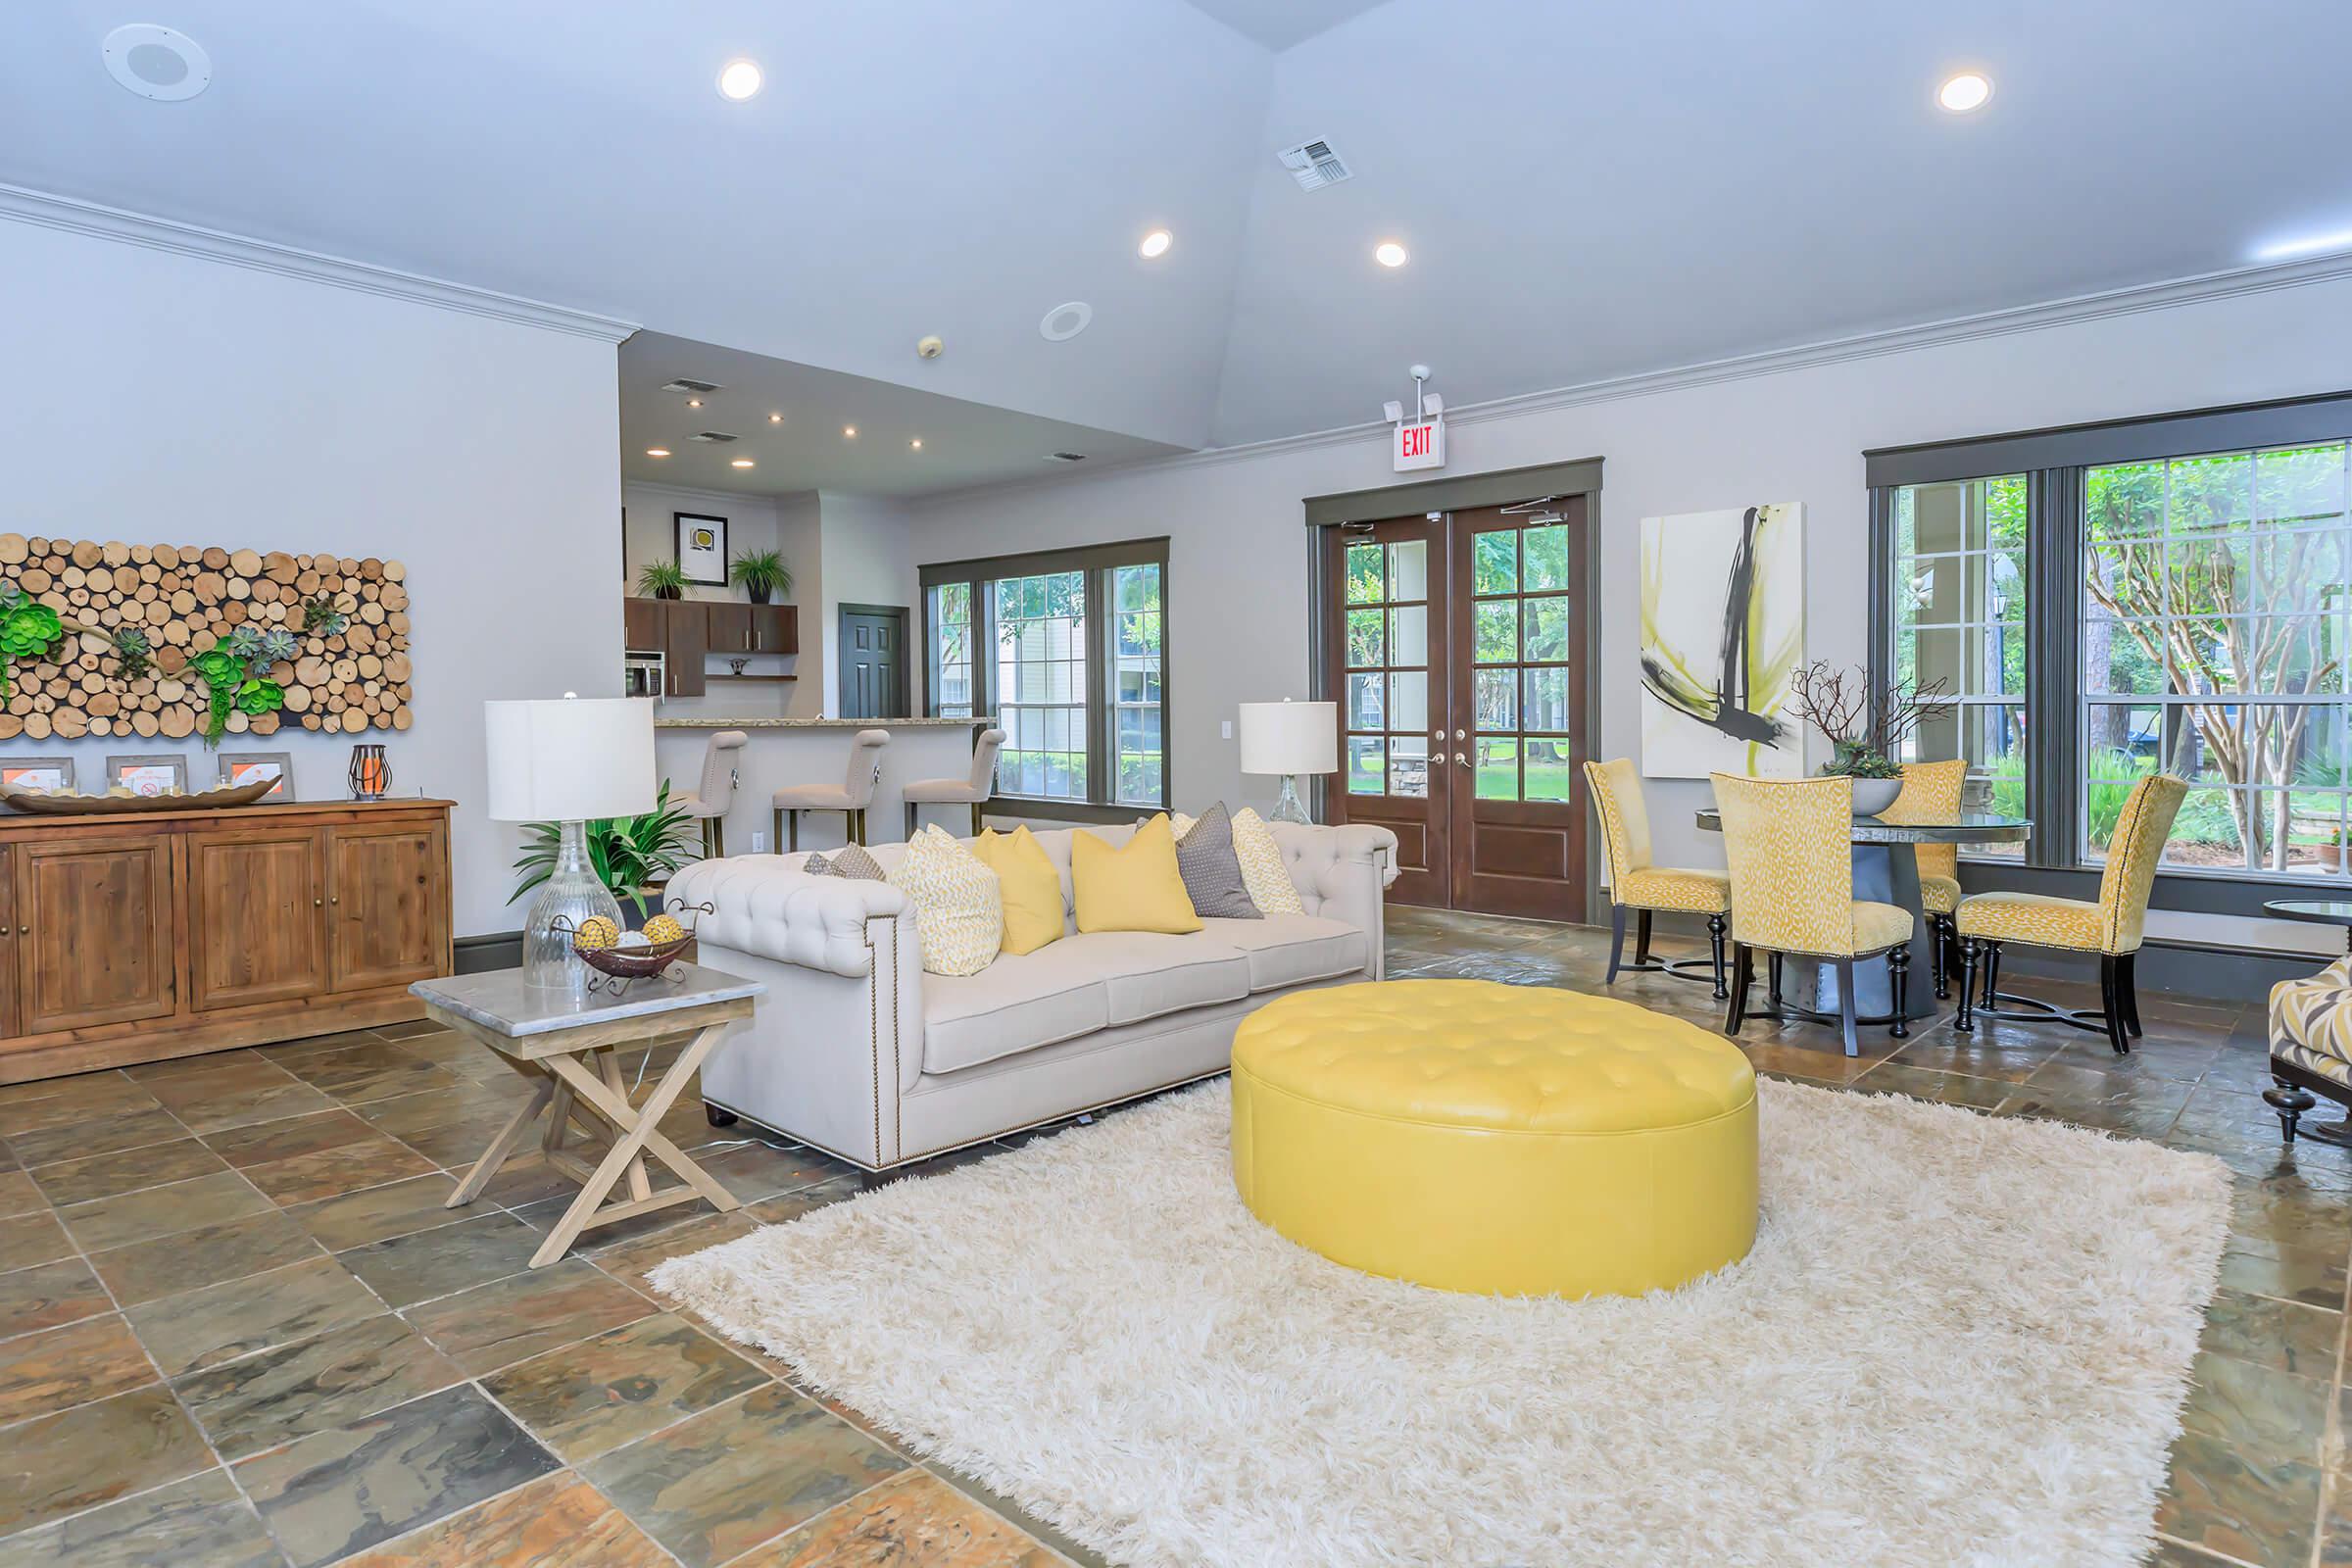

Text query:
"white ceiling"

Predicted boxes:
[[618, 332, 1181, 498], [7, 1, 2351, 456]]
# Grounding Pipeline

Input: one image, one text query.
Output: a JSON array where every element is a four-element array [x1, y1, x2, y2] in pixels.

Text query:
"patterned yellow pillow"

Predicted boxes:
[[887, 824, 1004, 976], [1230, 807, 1303, 915]]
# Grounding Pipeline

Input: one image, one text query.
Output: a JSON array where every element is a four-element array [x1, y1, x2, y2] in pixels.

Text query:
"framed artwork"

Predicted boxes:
[[1638, 503, 1806, 779], [108, 754, 189, 797], [676, 513, 728, 586], [219, 751, 293, 800], [0, 758, 74, 795]]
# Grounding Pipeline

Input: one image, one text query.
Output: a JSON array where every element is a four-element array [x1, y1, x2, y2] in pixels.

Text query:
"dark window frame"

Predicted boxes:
[[1867, 389, 2352, 916], [918, 536, 1170, 817]]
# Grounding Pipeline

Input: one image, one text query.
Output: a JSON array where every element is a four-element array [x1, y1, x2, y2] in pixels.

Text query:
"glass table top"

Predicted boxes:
[[2266, 900, 2352, 925], [1693, 809, 2032, 846]]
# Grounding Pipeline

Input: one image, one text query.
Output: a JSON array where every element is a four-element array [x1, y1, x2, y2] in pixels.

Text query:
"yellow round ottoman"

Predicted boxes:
[[1230, 979, 1758, 1298]]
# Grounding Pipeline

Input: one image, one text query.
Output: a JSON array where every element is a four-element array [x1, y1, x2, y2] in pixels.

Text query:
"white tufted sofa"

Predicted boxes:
[[666, 820, 1398, 1172]]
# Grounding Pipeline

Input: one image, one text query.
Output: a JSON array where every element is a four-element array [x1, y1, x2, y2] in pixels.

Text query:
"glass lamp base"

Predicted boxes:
[[1267, 774, 1312, 826], [523, 819, 623, 1000]]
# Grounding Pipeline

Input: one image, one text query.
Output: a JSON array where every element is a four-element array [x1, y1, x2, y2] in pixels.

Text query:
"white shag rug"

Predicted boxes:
[[653, 1078, 2230, 1568]]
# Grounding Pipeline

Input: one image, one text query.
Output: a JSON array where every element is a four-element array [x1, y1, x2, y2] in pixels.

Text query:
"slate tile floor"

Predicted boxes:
[[0, 908, 2336, 1566]]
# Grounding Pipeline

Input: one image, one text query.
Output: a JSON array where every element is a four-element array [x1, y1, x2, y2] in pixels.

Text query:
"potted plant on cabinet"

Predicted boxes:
[[1788, 660, 1954, 816], [729, 549, 791, 605], [636, 559, 688, 602]]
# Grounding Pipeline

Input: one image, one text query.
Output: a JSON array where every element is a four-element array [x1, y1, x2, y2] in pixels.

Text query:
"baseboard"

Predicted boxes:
[[454, 931, 522, 974]]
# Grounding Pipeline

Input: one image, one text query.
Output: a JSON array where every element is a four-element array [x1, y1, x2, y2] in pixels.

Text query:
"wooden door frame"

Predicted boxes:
[[836, 603, 911, 719], [1308, 479, 1605, 923]]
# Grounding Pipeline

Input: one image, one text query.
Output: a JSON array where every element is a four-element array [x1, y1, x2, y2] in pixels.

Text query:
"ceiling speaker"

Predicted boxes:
[[103, 24, 213, 102]]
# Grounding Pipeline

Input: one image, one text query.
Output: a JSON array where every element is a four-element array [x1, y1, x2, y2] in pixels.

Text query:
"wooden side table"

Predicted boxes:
[[412, 964, 761, 1268]]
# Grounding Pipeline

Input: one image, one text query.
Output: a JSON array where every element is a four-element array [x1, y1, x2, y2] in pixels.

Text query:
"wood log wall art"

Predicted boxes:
[[0, 535, 411, 745]]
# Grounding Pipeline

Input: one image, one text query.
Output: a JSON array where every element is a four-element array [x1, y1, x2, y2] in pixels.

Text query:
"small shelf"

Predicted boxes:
[[707, 673, 798, 682]]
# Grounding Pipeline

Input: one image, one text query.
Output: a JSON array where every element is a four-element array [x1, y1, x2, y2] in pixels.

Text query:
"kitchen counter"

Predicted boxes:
[[655, 716, 990, 730], [653, 717, 998, 854]]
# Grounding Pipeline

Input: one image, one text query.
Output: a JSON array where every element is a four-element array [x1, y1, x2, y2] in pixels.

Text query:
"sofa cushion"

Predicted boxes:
[[923, 951, 1109, 1076], [1064, 931, 1250, 1024], [1073, 816, 1202, 935], [1200, 914, 1368, 991]]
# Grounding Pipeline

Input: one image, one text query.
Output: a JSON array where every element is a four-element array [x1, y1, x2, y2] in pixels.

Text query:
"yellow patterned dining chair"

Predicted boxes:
[[1879, 759, 1968, 999], [2266, 956, 2352, 1147], [1952, 772, 2187, 1055], [1585, 758, 1732, 998], [1711, 772, 1915, 1056]]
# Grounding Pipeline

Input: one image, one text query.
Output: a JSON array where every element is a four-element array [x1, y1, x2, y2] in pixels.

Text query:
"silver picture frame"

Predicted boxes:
[[107, 754, 190, 797], [218, 751, 294, 801], [0, 757, 75, 796]]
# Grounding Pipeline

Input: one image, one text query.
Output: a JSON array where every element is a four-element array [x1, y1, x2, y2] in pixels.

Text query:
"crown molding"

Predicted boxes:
[[912, 246, 2352, 511], [0, 183, 638, 343]]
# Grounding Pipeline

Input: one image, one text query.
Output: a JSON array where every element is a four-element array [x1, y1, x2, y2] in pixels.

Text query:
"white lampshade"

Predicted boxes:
[[1239, 700, 1338, 776], [484, 696, 656, 821]]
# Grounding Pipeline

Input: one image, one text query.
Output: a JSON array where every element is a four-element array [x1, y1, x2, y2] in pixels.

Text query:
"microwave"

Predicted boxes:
[[623, 652, 665, 700]]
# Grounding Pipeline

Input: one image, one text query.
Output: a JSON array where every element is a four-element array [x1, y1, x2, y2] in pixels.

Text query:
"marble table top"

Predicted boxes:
[[411, 963, 762, 1038], [1693, 808, 2032, 846]]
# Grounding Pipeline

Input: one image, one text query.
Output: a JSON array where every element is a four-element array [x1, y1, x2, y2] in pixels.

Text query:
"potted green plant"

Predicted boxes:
[[636, 559, 689, 602], [728, 549, 791, 605], [1788, 660, 1953, 816], [511, 781, 697, 925]]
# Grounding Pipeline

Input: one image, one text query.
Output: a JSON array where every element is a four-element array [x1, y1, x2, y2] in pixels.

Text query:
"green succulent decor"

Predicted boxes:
[[189, 624, 296, 747], [111, 625, 154, 684], [0, 581, 64, 698], [300, 591, 351, 638]]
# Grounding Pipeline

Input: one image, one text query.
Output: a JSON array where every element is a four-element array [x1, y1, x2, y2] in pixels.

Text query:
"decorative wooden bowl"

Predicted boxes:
[[1, 777, 277, 815], [575, 934, 696, 979]]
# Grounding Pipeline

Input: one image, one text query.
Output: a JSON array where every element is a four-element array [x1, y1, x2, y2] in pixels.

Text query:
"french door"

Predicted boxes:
[[1323, 499, 1592, 921]]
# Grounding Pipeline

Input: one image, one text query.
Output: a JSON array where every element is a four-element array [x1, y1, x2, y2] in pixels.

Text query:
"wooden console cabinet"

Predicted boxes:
[[0, 799, 453, 1083]]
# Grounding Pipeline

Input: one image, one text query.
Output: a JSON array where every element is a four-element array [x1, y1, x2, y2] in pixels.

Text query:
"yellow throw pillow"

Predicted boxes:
[[1072, 815, 1202, 934], [1230, 807, 1303, 915], [887, 824, 1004, 976], [970, 825, 1064, 956]]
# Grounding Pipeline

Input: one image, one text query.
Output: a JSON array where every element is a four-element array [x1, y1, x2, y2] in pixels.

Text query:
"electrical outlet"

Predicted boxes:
[[751, 830, 767, 854]]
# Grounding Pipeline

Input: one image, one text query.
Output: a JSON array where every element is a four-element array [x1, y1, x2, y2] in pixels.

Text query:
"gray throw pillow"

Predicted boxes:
[[1175, 804, 1261, 919], [803, 844, 886, 880]]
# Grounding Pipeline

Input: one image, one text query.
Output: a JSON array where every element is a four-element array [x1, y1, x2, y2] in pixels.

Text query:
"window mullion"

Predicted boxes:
[[1086, 565, 1111, 806], [2029, 466, 2082, 868]]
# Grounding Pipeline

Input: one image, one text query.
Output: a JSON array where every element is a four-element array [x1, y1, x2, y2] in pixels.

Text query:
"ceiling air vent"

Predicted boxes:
[[1043, 452, 1087, 464], [1277, 138, 1351, 192], [661, 378, 722, 395], [688, 430, 738, 444]]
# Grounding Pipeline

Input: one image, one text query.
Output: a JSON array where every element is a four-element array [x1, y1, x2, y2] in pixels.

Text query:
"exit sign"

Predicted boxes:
[[1393, 416, 1445, 471]]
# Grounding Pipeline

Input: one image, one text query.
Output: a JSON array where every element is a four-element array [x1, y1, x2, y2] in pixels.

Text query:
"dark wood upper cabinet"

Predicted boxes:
[[706, 603, 753, 654], [17, 837, 175, 1034], [327, 820, 449, 993], [663, 602, 709, 697], [751, 605, 798, 655], [187, 828, 329, 1011], [623, 597, 664, 652]]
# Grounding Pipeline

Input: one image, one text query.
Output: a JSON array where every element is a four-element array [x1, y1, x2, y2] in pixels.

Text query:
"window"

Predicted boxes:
[[1887, 474, 2029, 855], [1870, 392, 2352, 888], [918, 538, 1169, 813], [2082, 444, 2348, 874], [1342, 537, 1431, 799]]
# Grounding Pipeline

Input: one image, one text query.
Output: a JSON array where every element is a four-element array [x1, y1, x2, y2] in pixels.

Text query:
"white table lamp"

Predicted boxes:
[[485, 695, 656, 996], [1239, 699, 1337, 825]]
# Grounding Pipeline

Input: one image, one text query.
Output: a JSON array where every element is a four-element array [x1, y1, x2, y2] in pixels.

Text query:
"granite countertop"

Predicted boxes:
[[654, 716, 994, 730]]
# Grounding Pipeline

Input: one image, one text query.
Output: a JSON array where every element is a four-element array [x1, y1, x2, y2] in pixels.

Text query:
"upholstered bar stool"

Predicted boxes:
[[903, 727, 1004, 839], [1712, 773, 1915, 1056], [1954, 772, 2186, 1055], [672, 729, 747, 859], [1584, 758, 1731, 997], [772, 728, 889, 852], [1880, 759, 1967, 998]]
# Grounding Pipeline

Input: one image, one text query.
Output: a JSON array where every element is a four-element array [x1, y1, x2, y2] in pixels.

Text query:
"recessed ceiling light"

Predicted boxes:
[[103, 24, 212, 102], [716, 59, 763, 102], [686, 398, 703, 409], [1936, 72, 1992, 113], [1139, 229, 1173, 260], [844, 425, 858, 439], [768, 412, 783, 423], [910, 438, 923, 450], [1374, 241, 1408, 269], [2256, 229, 2352, 262], [731, 458, 756, 468], [646, 448, 671, 458]]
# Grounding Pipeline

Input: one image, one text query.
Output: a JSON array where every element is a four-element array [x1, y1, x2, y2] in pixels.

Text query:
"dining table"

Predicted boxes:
[[1693, 808, 2033, 1021]]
